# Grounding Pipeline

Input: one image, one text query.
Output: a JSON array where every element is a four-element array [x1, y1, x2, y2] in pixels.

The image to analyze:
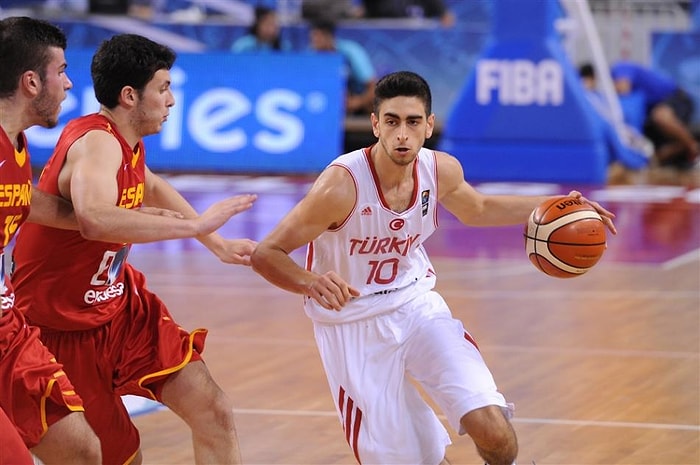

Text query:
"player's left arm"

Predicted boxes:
[[141, 166, 258, 265], [436, 151, 617, 233], [26, 188, 77, 229]]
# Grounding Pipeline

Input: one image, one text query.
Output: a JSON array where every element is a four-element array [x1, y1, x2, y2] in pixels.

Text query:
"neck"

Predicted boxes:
[[98, 107, 140, 149], [370, 144, 414, 188], [0, 99, 29, 149]]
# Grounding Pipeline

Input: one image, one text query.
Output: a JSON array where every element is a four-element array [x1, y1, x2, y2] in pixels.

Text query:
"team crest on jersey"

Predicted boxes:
[[389, 218, 405, 231], [421, 189, 430, 216], [14, 147, 26, 168]]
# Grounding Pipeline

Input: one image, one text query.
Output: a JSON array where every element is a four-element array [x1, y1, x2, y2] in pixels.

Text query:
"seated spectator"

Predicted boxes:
[[231, 6, 292, 53], [360, 0, 455, 27], [309, 19, 376, 115], [611, 60, 698, 169]]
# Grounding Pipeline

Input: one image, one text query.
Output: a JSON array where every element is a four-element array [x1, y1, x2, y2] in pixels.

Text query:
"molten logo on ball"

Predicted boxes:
[[524, 196, 607, 278]]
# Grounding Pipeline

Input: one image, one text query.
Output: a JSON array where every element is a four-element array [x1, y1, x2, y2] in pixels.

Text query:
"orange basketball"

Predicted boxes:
[[524, 196, 607, 278]]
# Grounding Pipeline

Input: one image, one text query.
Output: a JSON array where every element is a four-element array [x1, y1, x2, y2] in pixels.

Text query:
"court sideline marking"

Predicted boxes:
[[230, 407, 700, 432]]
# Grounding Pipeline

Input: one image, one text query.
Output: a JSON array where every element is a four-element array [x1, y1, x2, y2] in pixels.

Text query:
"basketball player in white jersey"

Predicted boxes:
[[251, 71, 617, 465]]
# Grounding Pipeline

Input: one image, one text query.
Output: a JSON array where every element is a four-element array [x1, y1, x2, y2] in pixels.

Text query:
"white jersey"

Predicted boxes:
[[304, 147, 439, 324]]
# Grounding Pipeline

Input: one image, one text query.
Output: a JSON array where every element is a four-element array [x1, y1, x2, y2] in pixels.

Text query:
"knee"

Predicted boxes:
[[72, 443, 101, 465], [76, 425, 102, 464], [198, 389, 236, 434], [460, 406, 517, 465]]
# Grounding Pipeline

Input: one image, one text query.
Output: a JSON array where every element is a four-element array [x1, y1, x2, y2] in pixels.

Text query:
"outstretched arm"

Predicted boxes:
[[436, 151, 617, 234], [65, 129, 256, 245], [141, 167, 257, 264]]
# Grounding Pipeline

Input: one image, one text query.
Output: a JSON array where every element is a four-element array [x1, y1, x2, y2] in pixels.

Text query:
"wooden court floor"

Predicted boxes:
[[126, 173, 700, 465]]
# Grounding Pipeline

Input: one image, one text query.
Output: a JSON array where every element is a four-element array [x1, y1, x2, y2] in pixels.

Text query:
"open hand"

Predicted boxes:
[[195, 194, 257, 236], [568, 190, 617, 235]]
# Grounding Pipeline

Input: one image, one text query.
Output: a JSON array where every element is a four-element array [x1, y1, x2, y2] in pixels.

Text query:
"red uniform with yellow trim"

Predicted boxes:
[[0, 127, 84, 449], [0, 406, 34, 465], [12, 114, 207, 464]]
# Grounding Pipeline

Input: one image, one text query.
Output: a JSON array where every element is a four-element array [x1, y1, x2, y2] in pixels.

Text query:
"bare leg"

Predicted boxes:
[[31, 412, 101, 465], [460, 405, 517, 465], [160, 361, 241, 464]]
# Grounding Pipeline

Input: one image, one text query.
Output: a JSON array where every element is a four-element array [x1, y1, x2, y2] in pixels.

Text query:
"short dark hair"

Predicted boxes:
[[579, 63, 595, 79], [251, 6, 274, 34], [373, 71, 432, 115], [309, 18, 336, 35], [250, 6, 283, 50], [91, 34, 176, 109], [0, 16, 67, 98]]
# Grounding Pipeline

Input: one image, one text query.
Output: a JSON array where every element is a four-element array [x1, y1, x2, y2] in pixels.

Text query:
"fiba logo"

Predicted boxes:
[[476, 59, 564, 106]]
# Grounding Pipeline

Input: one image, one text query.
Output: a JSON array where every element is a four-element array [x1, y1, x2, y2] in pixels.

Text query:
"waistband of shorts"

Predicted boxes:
[[370, 277, 420, 296]]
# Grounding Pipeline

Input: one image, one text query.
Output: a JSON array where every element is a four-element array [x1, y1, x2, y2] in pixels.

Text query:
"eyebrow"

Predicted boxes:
[[383, 112, 424, 120]]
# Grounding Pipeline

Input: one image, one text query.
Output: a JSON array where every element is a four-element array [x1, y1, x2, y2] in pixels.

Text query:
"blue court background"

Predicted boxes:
[[23, 9, 699, 177]]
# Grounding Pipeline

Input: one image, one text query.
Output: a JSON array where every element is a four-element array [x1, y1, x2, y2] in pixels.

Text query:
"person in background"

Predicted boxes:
[[250, 70, 617, 465], [360, 0, 456, 27], [0, 16, 101, 465], [11, 33, 258, 465], [231, 6, 292, 53], [309, 18, 376, 115], [611, 60, 698, 170], [578, 62, 654, 164]]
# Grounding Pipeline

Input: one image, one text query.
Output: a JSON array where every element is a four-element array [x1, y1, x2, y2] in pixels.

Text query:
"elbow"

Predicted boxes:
[[76, 217, 110, 241], [250, 246, 265, 274]]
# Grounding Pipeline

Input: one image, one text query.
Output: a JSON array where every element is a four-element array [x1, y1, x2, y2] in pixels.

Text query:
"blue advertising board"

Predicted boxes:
[[27, 51, 344, 173]]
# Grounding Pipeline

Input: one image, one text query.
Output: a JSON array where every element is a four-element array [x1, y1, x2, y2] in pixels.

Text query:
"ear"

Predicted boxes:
[[425, 113, 435, 139], [120, 86, 138, 108], [21, 70, 41, 97], [370, 112, 380, 138]]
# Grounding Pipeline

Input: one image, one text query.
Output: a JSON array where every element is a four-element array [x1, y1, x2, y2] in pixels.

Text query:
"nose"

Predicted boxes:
[[64, 73, 73, 90], [397, 123, 409, 140]]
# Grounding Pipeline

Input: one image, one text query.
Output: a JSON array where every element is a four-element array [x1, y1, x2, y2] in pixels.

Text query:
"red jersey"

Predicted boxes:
[[12, 114, 146, 331], [0, 127, 32, 315]]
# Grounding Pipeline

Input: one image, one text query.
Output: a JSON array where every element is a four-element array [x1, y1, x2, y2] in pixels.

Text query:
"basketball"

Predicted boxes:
[[524, 196, 607, 278]]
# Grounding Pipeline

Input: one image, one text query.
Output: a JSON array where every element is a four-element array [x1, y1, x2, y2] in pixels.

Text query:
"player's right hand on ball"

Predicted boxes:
[[306, 271, 360, 311], [195, 194, 257, 236]]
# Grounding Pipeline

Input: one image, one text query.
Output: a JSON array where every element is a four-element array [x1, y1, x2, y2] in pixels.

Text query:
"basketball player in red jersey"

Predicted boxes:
[[251, 71, 617, 465], [12, 34, 257, 464], [0, 16, 101, 464]]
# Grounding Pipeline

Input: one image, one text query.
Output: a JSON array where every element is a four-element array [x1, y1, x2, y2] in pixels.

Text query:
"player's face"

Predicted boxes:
[[133, 68, 175, 137], [32, 46, 72, 129], [372, 96, 434, 166]]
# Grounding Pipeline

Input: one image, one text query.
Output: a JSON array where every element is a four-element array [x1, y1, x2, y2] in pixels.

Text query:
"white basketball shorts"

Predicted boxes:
[[312, 290, 513, 465]]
